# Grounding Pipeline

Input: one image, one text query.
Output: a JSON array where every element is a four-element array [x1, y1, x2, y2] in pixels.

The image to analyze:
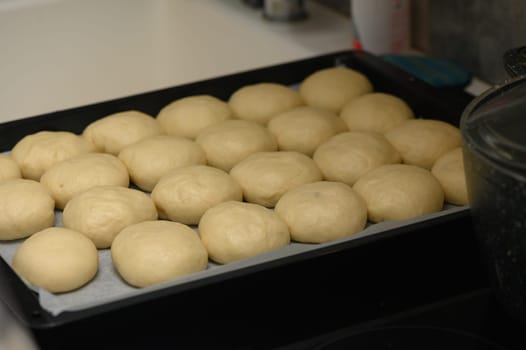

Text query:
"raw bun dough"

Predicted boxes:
[[11, 131, 94, 180], [299, 67, 373, 113], [353, 164, 444, 223], [228, 83, 303, 125], [230, 151, 323, 208], [196, 119, 277, 172], [275, 181, 367, 243], [313, 131, 401, 186], [385, 119, 462, 169], [198, 201, 290, 264], [0, 179, 55, 240], [152, 165, 243, 225], [0, 155, 21, 182], [156, 95, 232, 139], [82, 110, 163, 155], [12, 227, 98, 293], [431, 147, 469, 205], [340, 92, 415, 133], [267, 106, 348, 156], [63, 186, 158, 248], [118, 135, 206, 192], [111, 220, 208, 288], [40, 153, 129, 209]]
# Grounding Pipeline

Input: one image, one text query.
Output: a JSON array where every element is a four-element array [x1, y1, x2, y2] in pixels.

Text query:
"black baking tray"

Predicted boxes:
[[0, 50, 487, 349]]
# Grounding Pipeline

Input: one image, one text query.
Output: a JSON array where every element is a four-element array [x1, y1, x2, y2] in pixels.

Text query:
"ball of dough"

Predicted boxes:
[[152, 165, 243, 225], [118, 135, 206, 192], [111, 220, 208, 288], [431, 147, 469, 206], [267, 106, 348, 156], [156, 95, 232, 139], [198, 201, 290, 264], [11, 131, 94, 180], [313, 131, 401, 186], [0, 179, 55, 240], [196, 119, 277, 172], [82, 110, 163, 155], [228, 83, 303, 125], [230, 151, 323, 208], [0, 155, 21, 182], [299, 67, 373, 113], [40, 153, 129, 209], [340, 92, 415, 133], [12, 227, 98, 293], [353, 164, 444, 223], [275, 181, 367, 243], [385, 119, 462, 169], [63, 186, 158, 248]]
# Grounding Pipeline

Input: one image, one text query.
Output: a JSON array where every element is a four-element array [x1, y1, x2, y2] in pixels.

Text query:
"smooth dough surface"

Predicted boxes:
[[275, 181, 367, 243], [299, 67, 373, 113], [111, 220, 208, 288], [152, 165, 242, 225], [12, 227, 98, 293], [0, 155, 21, 182], [40, 153, 129, 209], [385, 119, 462, 169], [156, 95, 232, 139], [267, 106, 348, 156], [353, 164, 444, 223], [196, 119, 277, 172], [82, 110, 163, 155], [228, 83, 303, 125], [11, 131, 94, 180], [431, 147, 469, 205], [230, 151, 323, 208], [313, 131, 401, 186], [63, 186, 158, 248], [340, 92, 415, 133], [198, 201, 290, 264], [0, 179, 55, 240], [118, 135, 206, 192]]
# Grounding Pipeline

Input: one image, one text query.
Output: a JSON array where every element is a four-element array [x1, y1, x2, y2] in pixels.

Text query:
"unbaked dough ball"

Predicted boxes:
[[275, 181, 367, 243], [156, 95, 232, 139], [313, 131, 401, 186], [228, 83, 303, 125], [63, 186, 158, 248], [11, 131, 94, 180], [196, 119, 277, 172], [111, 220, 208, 288], [118, 135, 206, 192], [431, 147, 469, 205], [299, 67, 373, 113], [12, 227, 98, 293], [267, 106, 348, 156], [385, 119, 462, 169], [40, 153, 129, 209], [353, 164, 444, 223], [340, 92, 415, 133], [152, 165, 242, 225], [230, 151, 323, 208], [82, 110, 163, 155], [0, 179, 55, 240], [0, 155, 21, 182], [198, 201, 290, 264]]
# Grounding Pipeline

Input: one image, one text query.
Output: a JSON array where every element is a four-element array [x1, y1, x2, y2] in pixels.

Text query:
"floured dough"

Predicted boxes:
[[63, 186, 158, 248], [198, 201, 290, 264], [275, 181, 367, 243], [431, 147, 469, 205], [12, 227, 98, 293], [353, 164, 444, 223], [152, 165, 242, 225], [0, 155, 21, 182], [0, 179, 55, 240], [111, 220, 208, 288]]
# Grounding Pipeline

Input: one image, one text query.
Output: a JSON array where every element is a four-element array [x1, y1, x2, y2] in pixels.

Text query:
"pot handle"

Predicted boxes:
[[504, 46, 526, 78]]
